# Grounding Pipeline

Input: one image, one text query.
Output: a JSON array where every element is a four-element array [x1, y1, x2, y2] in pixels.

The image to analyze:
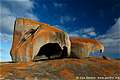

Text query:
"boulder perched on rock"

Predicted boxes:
[[10, 18, 71, 62], [70, 37, 104, 58]]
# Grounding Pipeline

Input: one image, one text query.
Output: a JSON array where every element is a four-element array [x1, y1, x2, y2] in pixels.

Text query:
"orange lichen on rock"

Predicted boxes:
[[0, 58, 120, 79], [10, 18, 71, 62], [0, 62, 34, 78], [50, 62, 62, 68], [70, 37, 104, 58], [59, 68, 75, 79], [10, 18, 106, 62]]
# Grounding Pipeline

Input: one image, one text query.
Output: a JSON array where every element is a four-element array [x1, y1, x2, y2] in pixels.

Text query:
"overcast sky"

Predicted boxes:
[[0, 0, 120, 61]]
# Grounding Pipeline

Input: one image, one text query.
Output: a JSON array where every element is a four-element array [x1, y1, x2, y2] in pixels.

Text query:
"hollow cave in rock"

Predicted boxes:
[[35, 43, 68, 60]]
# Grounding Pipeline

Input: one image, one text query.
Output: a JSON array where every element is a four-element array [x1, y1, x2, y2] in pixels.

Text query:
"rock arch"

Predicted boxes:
[[10, 18, 71, 62]]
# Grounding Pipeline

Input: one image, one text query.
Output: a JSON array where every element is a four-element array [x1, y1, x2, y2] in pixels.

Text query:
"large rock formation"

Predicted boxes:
[[70, 37, 104, 58], [10, 18, 71, 62]]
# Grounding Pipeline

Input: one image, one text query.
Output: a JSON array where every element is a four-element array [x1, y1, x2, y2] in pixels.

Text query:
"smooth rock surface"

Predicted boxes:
[[70, 37, 104, 58], [0, 57, 120, 80]]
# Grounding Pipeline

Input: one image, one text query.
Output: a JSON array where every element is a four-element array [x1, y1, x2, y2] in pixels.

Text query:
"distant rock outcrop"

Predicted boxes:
[[10, 18, 71, 62], [70, 37, 104, 58]]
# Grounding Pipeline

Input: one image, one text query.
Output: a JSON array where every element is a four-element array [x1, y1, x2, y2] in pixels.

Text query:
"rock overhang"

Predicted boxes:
[[10, 18, 71, 62]]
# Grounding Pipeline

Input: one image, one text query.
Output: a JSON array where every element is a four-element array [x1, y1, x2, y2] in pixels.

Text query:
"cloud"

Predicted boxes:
[[69, 33, 79, 37], [0, 15, 16, 34], [42, 4, 47, 9], [69, 27, 97, 38], [53, 2, 63, 7], [60, 16, 71, 25], [73, 17, 77, 21], [0, 48, 12, 62], [0, 0, 38, 34], [79, 27, 95, 33], [59, 16, 77, 25], [97, 17, 120, 58], [80, 27, 97, 37], [0, 33, 12, 43], [88, 31, 97, 36], [0, 0, 38, 61], [0, 49, 4, 53]]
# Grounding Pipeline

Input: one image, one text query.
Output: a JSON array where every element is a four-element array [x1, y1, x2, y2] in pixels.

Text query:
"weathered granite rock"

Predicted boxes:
[[10, 18, 71, 62], [70, 37, 104, 58], [0, 58, 120, 80]]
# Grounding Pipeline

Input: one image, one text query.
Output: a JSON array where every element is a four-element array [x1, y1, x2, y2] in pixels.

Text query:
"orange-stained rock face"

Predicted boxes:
[[10, 18, 71, 62], [70, 37, 104, 58], [0, 58, 120, 80]]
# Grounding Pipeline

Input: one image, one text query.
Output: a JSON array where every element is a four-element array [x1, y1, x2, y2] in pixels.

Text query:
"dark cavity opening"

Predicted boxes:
[[36, 43, 63, 59], [61, 46, 68, 58]]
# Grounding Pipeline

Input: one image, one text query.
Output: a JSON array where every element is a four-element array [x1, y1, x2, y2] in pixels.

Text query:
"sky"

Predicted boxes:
[[0, 0, 120, 61]]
